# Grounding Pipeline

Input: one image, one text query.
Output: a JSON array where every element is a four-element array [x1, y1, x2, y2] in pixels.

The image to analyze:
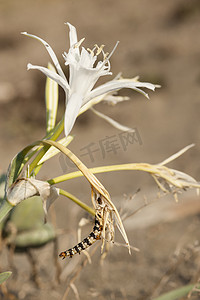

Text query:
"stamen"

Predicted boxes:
[[87, 44, 105, 57], [95, 44, 105, 56], [107, 41, 119, 61], [74, 38, 85, 49], [98, 41, 119, 71], [103, 52, 109, 61], [87, 48, 94, 56]]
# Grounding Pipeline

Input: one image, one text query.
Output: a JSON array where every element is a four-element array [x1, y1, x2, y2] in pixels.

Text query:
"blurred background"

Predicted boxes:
[[0, 0, 200, 299]]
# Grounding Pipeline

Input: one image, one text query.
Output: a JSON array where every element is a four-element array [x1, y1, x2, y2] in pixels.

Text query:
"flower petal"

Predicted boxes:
[[129, 80, 158, 91], [66, 22, 78, 48], [70, 65, 107, 97], [21, 32, 67, 81], [84, 79, 156, 104], [91, 107, 134, 132], [64, 92, 83, 137], [27, 63, 69, 94], [79, 47, 97, 68]]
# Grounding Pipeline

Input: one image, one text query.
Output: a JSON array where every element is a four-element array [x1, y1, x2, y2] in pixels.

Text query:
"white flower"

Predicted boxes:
[[22, 23, 157, 137]]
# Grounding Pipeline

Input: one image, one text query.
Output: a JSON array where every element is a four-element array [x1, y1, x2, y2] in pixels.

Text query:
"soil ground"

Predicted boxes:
[[0, 0, 200, 299]]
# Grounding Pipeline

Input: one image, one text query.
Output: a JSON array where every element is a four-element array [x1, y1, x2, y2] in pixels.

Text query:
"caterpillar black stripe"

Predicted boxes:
[[59, 214, 103, 259]]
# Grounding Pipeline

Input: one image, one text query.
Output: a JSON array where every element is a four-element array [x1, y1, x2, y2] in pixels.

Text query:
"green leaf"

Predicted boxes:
[[0, 199, 13, 223], [45, 63, 58, 134], [6, 144, 37, 188], [153, 284, 200, 300], [9, 196, 44, 231], [0, 271, 12, 284], [38, 136, 74, 165], [13, 223, 55, 247], [28, 117, 65, 175]]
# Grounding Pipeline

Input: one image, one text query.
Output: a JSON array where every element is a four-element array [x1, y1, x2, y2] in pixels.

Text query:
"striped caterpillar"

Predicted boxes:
[[59, 213, 103, 259]]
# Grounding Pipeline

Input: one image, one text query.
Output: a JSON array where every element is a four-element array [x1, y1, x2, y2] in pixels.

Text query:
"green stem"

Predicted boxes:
[[0, 199, 13, 223], [46, 115, 64, 140], [59, 189, 95, 216], [29, 117, 64, 175], [47, 164, 135, 185]]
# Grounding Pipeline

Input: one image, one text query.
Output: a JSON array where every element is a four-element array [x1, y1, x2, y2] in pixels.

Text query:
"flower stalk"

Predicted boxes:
[[59, 189, 95, 216]]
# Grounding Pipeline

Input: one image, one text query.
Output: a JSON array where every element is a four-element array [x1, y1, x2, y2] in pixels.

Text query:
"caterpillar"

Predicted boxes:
[[59, 213, 103, 259]]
